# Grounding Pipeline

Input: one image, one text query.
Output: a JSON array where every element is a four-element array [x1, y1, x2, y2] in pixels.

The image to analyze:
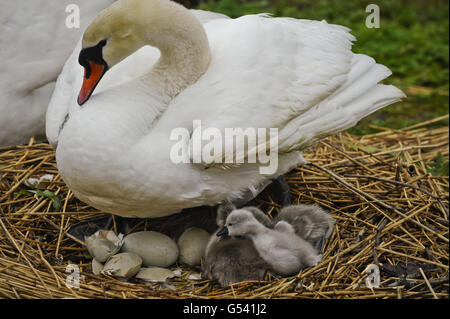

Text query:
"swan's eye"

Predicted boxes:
[[228, 223, 233, 227], [78, 38, 109, 77]]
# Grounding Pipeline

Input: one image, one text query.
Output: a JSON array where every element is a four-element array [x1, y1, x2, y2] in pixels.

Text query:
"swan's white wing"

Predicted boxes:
[[0, 0, 116, 146], [154, 15, 404, 165], [279, 54, 406, 151]]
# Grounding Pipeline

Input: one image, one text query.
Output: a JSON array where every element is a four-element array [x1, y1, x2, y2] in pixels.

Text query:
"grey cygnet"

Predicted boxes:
[[202, 204, 272, 287], [276, 204, 334, 251], [218, 209, 321, 276]]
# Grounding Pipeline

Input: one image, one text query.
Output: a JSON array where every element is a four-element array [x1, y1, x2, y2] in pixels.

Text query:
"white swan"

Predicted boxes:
[[0, 0, 119, 147], [47, 0, 405, 218]]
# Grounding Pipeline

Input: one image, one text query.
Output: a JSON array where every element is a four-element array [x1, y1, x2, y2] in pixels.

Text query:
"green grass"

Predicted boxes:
[[427, 152, 449, 177], [187, 0, 449, 134]]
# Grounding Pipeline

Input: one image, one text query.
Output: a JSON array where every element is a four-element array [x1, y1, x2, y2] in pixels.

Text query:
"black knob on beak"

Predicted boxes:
[[216, 227, 229, 237]]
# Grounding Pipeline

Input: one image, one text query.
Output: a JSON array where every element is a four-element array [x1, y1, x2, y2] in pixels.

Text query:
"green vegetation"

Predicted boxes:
[[14, 189, 61, 211], [186, 0, 449, 134], [428, 152, 449, 177]]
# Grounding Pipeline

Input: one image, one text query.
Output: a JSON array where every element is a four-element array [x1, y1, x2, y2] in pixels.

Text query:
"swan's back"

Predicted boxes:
[[153, 15, 404, 166]]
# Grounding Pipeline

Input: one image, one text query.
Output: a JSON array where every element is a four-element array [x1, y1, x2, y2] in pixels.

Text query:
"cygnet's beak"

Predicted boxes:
[[78, 60, 107, 105], [216, 227, 229, 237]]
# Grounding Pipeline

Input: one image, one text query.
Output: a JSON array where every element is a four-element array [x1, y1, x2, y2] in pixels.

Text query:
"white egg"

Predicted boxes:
[[177, 227, 210, 266], [121, 231, 179, 267]]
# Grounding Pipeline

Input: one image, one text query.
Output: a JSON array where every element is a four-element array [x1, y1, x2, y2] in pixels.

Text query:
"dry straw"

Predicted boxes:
[[0, 115, 448, 299]]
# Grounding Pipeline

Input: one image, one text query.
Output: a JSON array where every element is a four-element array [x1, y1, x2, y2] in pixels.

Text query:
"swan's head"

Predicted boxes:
[[77, 0, 150, 105], [217, 209, 259, 237], [77, 0, 209, 105]]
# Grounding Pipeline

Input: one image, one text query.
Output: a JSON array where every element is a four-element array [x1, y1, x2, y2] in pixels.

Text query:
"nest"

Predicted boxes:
[[0, 115, 448, 299]]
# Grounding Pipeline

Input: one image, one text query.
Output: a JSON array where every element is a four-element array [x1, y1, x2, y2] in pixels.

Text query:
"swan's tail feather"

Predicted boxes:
[[279, 54, 406, 152]]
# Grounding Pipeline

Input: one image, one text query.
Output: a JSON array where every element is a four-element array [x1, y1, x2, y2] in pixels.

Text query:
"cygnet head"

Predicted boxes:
[[77, 0, 210, 104], [217, 209, 260, 237]]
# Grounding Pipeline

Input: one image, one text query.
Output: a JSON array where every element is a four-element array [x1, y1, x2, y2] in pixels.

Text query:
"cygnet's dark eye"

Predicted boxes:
[[228, 223, 233, 226]]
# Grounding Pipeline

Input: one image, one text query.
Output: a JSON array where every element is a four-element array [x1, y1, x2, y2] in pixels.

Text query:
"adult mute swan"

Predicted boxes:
[[0, 0, 117, 147], [47, 0, 405, 218]]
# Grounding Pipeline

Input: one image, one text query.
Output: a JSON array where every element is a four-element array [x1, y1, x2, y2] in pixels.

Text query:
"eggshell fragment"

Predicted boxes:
[[102, 252, 142, 278], [24, 174, 54, 189], [92, 258, 103, 275], [136, 267, 176, 283], [84, 230, 123, 263], [188, 272, 202, 281]]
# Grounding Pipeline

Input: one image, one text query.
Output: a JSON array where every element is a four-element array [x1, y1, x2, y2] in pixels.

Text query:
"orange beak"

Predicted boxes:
[[77, 60, 107, 105]]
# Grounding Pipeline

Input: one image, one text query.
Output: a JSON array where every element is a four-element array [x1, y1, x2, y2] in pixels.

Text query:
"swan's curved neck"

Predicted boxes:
[[87, 0, 212, 98], [150, 38, 211, 97], [140, 2, 212, 97]]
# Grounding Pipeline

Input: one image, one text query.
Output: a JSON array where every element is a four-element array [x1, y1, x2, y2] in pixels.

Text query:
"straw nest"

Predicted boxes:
[[0, 115, 448, 299]]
